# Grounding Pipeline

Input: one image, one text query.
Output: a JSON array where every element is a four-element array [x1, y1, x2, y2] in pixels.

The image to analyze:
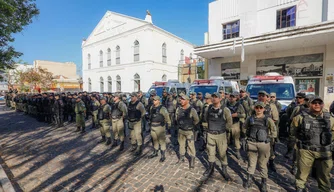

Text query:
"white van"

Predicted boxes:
[[188, 76, 240, 95], [246, 72, 296, 108], [146, 79, 187, 98]]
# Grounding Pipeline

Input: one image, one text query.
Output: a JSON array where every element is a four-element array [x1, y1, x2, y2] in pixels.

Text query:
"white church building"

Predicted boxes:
[[82, 11, 194, 93]]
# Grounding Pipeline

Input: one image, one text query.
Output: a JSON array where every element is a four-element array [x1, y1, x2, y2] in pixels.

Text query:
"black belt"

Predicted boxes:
[[151, 122, 163, 127], [207, 130, 226, 135], [129, 119, 140, 122], [297, 142, 331, 152], [247, 138, 268, 143], [179, 126, 193, 131]]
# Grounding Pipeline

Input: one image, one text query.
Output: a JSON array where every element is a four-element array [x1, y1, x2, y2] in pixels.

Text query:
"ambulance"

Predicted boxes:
[[146, 79, 187, 97], [245, 72, 296, 108], [188, 76, 240, 95]]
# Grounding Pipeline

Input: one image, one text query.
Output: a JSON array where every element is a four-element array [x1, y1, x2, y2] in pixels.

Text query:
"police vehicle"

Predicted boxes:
[[246, 72, 296, 138], [146, 79, 188, 98], [188, 76, 240, 95]]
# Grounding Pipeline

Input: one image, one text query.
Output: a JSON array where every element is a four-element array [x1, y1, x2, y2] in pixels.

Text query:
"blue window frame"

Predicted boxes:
[[277, 6, 296, 29], [222, 20, 240, 40]]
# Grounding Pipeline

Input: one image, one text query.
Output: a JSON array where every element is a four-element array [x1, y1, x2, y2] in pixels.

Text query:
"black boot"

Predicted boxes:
[[268, 159, 276, 172], [90, 122, 95, 129], [243, 173, 252, 188], [189, 157, 195, 169], [97, 136, 106, 144], [221, 165, 231, 181], [260, 178, 267, 192], [80, 127, 86, 134], [75, 127, 81, 132], [130, 144, 137, 152], [203, 162, 214, 177], [290, 164, 297, 175], [176, 155, 185, 164], [112, 140, 118, 147], [119, 141, 124, 151], [159, 150, 166, 162], [148, 149, 158, 158], [235, 149, 241, 160], [135, 145, 142, 156], [105, 137, 111, 146]]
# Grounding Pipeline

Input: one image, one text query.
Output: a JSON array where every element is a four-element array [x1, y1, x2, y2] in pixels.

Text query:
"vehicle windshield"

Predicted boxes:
[[147, 87, 170, 97], [177, 88, 187, 94], [225, 87, 233, 94], [189, 85, 218, 95], [246, 83, 295, 100]]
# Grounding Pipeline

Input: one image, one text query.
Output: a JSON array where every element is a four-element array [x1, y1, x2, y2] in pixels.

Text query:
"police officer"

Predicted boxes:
[[148, 96, 171, 162], [190, 92, 203, 142], [203, 92, 232, 180], [165, 92, 177, 144], [257, 90, 279, 172], [175, 93, 199, 169], [111, 93, 128, 151], [219, 90, 227, 105], [75, 96, 86, 133], [97, 97, 113, 145], [197, 92, 204, 102], [90, 95, 100, 129], [242, 102, 277, 192], [128, 92, 146, 156], [227, 91, 246, 159], [290, 97, 334, 192], [54, 94, 64, 128], [270, 92, 281, 141], [200, 93, 213, 151], [240, 88, 253, 117]]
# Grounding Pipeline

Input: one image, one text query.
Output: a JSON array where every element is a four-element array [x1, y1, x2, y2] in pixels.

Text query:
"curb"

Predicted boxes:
[[0, 164, 15, 192]]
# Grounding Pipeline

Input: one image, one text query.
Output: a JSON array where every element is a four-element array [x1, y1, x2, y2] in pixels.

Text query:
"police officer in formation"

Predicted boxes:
[[97, 97, 112, 145], [175, 93, 199, 169], [111, 93, 128, 151], [203, 92, 232, 180], [290, 96, 334, 192], [242, 101, 277, 192], [165, 92, 177, 145], [90, 95, 100, 129], [128, 92, 146, 156], [54, 94, 64, 128], [148, 96, 171, 162], [75, 95, 86, 133]]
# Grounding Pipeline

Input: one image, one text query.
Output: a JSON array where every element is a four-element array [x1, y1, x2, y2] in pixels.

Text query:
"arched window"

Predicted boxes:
[[134, 73, 140, 91], [107, 48, 111, 66], [162, 74, 167, 81], [116, 75, 121, 92], [180, 50, 184, 62], [134, 40, 140, 62], [99, 50, 103, 67], [107, 76, 112, 92], [88, 54, 91, 69], [162, 43, 167, 63], [100, 77, 104, 93], [88, 78, 92, 92], [116, 46, 120, 64]]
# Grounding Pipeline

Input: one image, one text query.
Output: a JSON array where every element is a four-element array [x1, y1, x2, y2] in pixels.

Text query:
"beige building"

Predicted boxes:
[[33, 60, 81, 92]]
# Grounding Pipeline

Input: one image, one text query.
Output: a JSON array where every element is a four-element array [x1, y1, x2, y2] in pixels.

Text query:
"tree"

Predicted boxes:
[[0, 0, 39, 71], [15, 67, 56, 92]]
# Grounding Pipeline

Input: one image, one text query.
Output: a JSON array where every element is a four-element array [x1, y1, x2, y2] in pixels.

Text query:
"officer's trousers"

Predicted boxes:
[[296, 149, 332, 191], [247, 141, 270, 178], [151, 125, 166, 151], [178, 129, 196, 157], [92, 110, 99, 126], [99, 119, 112, 138], [207, 132, 228, 166], [129, 120, 142, 145], [112, 118, 125, 141], [231, 122, 241, 150], [76, 114, 85, 127]]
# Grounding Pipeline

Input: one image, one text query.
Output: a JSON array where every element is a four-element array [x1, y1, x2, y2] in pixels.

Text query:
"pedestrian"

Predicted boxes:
[[97, 97, 113, 145]]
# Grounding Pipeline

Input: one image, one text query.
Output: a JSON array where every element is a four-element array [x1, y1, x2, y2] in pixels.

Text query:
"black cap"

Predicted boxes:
[[296, 92, 306, 98]]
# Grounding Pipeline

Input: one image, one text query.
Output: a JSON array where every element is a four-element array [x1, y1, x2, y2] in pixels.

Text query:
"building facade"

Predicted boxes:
[[82, 11, 194, 93], [194, 0, 334, 106]]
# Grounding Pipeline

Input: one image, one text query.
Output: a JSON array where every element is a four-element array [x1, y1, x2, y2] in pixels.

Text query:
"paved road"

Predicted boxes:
[[0, 103, 332, 192]]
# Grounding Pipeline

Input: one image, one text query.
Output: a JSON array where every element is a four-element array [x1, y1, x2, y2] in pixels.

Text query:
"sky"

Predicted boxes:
[[12, 0, 211, 75]]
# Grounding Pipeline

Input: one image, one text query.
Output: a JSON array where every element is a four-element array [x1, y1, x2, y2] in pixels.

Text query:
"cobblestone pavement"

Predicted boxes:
[[0, 103, 333, 192]]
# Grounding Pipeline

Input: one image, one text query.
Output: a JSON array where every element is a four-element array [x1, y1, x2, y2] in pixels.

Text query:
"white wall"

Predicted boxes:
[[82, 14, 194, 93], [208, 0, 325, 44]]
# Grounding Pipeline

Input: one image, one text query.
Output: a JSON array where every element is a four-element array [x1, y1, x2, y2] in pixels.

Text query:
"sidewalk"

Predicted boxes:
[[0, 163, 15, 192]]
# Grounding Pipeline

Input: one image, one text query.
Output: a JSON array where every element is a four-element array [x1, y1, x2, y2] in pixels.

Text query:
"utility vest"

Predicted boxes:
[[166, 98, 175, 113], [299, 111, 332, 148], [177, 107, 194, 130], [264, 104, 272, 118], [128, 101, 141, 122], [207, 104, 226, 133], [150, 105, 165, 127], [247, 115, 269, 142], [91, 100, 99, 111], [227, 102, 240, 124], [98, 104, 110, 120], [111, 101, 123, 119], [190, 100, 201, 115]]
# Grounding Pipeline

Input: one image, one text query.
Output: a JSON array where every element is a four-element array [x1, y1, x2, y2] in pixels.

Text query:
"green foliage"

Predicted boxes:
[[0, 0, 39, 70]]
